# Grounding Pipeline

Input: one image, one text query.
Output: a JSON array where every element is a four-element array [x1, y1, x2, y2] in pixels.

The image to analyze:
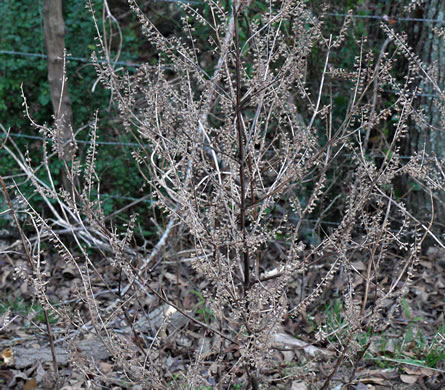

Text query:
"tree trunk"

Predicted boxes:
[[411, 0, 445, 158], [404, 0, 445, 232], [43, 0, 75, 191]]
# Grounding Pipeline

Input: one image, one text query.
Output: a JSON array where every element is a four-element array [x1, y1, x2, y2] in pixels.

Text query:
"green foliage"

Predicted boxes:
[[0, 0, 156, 238], [0, 0, 48, 130], [321, 299, 445, 370], [0, 296, 58, 325], [191, 290, 215, 324], [375, 314, 445, 369], [323, 299, 348, 341], [374, 325, 445, 369]]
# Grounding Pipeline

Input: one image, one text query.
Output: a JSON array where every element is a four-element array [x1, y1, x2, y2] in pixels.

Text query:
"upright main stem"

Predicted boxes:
[[233, 4, 250, 289]]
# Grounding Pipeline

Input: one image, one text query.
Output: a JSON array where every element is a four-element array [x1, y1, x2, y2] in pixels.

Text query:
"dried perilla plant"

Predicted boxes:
[[2, 0, 444, 387]]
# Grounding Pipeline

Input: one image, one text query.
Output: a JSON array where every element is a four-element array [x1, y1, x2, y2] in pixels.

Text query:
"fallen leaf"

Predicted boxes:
[[1, 348, 14, 366], [403, 367, 420, 375], [98, 361, 113, 374], [272, 332, 334, 357], [290, 381, 307, 390], [360, 377, 386, 385], [352, 260, 367, 271], [400, 374, 418, 384], [24, 377, 37, 390], [418, 367, 435, 376]]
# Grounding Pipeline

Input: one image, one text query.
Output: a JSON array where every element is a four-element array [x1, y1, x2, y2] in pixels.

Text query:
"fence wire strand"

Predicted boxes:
[[1, 6, 443, 220], [326, 12, 445, 24]]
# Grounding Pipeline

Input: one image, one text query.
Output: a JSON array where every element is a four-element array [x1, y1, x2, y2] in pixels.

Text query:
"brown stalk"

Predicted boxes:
[[0, 175, 59, 382], [141, 277, 239, 346], [361, 191, 392, 316], [320, 332, 353, 390], [233, 2, 250, 291]]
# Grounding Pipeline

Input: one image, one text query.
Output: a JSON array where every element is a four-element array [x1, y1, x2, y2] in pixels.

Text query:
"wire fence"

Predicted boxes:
[[326, 12, 445, 24], [1, 8, 443, 104], [0, 50, 142, 69], [0, 129, 422, 162], [0, 133, 436, 224], [0, 50, 441, 100], [0, 7, 443, 67], [0, 131, 146, 148], [1, 7, 443, 213]]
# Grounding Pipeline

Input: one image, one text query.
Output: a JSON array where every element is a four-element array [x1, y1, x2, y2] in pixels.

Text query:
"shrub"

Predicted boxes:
[[1, 0, 444, 388]]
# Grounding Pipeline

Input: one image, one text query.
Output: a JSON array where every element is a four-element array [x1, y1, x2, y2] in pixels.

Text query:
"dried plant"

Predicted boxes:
[[1, 0, 444, 388]]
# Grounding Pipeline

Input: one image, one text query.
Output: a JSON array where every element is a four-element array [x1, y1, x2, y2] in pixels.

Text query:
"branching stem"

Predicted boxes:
[[234, 1, 250, 290]]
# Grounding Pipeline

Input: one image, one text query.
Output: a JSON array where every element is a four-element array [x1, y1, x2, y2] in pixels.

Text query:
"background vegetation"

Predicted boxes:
[[0, 0, 444, 389]]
